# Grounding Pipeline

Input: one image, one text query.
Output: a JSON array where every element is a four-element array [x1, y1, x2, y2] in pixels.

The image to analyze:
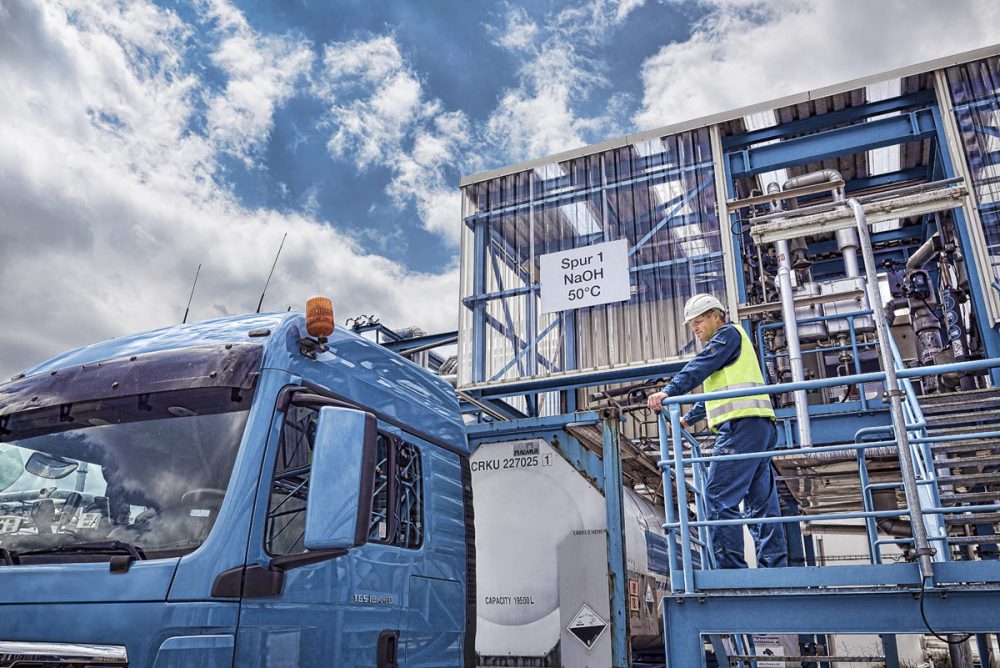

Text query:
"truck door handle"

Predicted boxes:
[[377, 630, 399, 668]]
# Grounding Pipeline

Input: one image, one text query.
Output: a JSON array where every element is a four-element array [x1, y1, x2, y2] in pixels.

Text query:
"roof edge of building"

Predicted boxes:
[[460, 42, 1000, 187]]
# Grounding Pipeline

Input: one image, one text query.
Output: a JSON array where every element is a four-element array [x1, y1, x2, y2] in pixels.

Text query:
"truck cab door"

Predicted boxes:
[[232, 399, 405, 667]]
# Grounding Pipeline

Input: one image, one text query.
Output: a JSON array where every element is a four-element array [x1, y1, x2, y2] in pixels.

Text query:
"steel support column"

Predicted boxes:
[[601, 409, 630, 667]]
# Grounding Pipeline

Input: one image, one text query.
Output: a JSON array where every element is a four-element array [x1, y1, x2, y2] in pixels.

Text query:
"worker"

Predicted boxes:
[[646, 293, 787, 569]]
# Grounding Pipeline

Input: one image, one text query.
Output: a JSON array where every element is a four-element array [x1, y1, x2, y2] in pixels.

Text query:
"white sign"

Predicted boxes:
[[539, 238, 631, 314]]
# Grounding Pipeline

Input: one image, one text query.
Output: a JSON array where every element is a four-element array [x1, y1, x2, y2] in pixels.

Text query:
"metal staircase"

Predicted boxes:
[[920, 387, 1000, 552]]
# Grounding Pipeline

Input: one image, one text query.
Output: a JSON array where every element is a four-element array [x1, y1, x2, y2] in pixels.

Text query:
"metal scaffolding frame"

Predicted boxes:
[[456, 46, 1000, 668]]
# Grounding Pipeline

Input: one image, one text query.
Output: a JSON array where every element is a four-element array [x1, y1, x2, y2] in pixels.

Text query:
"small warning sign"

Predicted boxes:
[[567, 603, 608, 649]]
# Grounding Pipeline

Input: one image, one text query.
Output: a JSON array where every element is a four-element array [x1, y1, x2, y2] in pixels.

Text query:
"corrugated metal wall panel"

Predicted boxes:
[[458, 128, 726, 389]]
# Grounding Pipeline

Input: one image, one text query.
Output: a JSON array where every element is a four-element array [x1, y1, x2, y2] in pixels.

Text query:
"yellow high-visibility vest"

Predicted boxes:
[[703, 324, 775, 431]]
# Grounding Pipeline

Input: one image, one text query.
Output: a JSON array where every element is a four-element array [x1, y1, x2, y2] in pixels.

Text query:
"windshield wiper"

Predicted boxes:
[[15, 540, 146, 573]]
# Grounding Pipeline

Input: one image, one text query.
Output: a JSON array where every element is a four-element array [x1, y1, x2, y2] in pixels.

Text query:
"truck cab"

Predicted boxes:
[[0, 311, 475, 667]]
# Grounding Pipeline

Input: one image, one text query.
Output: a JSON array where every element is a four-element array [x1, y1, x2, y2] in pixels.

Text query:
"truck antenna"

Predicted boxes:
[[256, 233, 288, 314], [182, 263, 201, 324]]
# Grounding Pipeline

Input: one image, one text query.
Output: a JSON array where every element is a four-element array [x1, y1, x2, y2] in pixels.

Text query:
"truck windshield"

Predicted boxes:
[[0, 386, 251, 559]]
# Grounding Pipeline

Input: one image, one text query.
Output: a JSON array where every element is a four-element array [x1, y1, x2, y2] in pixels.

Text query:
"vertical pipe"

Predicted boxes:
[[849, 198, 935, 580], [601, 410, 630, 668], [670, 404, 695, 594], [776, 238, 812, 446], [836, 228, 861, 279], [769, 183, 812, 447]]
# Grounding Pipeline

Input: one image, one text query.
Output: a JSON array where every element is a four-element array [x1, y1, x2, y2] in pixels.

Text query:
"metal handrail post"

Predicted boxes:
[[684, 432, 716, 568], [848, 197, 935, 579], [658, 411, 682, 590], [670, 404, 695, 593], [855, 445, 882, 564]]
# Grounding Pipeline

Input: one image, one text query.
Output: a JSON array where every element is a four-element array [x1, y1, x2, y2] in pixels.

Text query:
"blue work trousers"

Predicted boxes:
[[706, 416, 788, 569]]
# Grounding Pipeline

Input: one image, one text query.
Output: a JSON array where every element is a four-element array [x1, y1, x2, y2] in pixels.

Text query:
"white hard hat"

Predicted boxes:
[[683, 294, 725, 323]]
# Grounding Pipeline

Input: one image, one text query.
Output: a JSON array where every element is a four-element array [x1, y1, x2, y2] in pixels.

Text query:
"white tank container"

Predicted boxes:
[[471, 437, 666, 659]]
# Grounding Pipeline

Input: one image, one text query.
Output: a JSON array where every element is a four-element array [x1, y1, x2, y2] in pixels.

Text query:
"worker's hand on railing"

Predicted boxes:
[[646, 391, 667, 411]]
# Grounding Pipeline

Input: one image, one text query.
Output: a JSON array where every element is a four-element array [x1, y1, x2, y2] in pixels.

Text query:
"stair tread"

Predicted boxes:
[[931, 442, 1000, 453], [945, 534, 1000, 545], [918, 388, 1000, 405], [935, 454, 1000, 467], [940, 491, 1000, 503], [935, 472, 1000, 484], [944, 512, 1000, 524]]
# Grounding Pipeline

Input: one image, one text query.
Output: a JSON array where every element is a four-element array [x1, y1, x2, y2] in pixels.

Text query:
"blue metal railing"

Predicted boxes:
[[757, 310, 878, 412], [656, 356, 1000, 594]]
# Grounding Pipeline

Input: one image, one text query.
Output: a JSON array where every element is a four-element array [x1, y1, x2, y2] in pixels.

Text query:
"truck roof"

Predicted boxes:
[[16, 312, 469, 455]]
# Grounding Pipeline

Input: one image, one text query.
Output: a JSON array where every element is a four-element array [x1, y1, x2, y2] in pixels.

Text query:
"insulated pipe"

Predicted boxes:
[[848, 198, 935, 580], [905, 233, 940, 272], [872, 488, 912, 538], [768, 182, 812, 447], [836, 228, 861, 278], [782, 169, 845, 200]]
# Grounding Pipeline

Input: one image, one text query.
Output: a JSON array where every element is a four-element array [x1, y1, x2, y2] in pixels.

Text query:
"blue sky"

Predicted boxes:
[[1, 0, 999, 377], [152, 0, 702, 273]]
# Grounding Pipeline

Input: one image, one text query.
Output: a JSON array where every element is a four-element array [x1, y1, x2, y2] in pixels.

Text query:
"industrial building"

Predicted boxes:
[[445, 43, 1000, 667]]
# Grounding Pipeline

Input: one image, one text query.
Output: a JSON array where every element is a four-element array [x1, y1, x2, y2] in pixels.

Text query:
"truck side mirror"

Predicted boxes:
[[303, 406, 377, 551]]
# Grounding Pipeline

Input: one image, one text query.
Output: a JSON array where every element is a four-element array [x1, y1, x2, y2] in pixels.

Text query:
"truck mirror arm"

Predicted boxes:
[[211, 548, 348, 599], [270, 548, 348, 571]]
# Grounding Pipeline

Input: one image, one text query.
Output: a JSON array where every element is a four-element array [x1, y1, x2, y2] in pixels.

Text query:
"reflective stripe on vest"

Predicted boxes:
[[702, 324, 775, 431]]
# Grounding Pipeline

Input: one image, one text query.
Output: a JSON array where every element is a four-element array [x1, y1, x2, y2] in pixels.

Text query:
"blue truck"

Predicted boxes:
[[0, 310, 475, 667]]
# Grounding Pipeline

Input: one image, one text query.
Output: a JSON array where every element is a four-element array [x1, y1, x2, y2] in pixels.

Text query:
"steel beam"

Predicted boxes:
[[380, 331, 458, 353], [729, 108, 937, 179], [663, 588, 1000, 668], [723, 90, 936, 150]]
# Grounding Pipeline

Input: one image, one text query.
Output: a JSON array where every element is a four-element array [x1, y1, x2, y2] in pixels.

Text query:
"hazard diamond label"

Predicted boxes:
[[567, 603, 608, 649]]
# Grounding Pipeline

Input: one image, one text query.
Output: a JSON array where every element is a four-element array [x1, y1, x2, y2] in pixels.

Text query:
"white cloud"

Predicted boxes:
[[484, 2, 633, 161], [0, 0, 458, 378], [636, 0, 1000, 130], [201, 0, 313, 164], [315, 35, 476, 244], [491, 5, 538, 53], [615, 0, 646, 22]]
